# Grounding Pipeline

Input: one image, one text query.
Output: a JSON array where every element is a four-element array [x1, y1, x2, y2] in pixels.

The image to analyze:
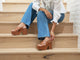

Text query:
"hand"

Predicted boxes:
[[39, 8, 52, 19], [44, 9, 53, 19], [50, 31, 55, 40]]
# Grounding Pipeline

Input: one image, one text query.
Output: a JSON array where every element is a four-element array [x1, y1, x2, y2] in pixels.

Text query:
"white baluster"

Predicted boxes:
[[0, 0, 3, 11]]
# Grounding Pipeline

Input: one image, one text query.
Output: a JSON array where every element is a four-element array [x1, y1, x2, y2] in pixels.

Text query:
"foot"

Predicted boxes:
[[37, 37, 53, 50], [12, 23, 26, 31], [18, 23, 26, 28], [11, 23, 27, 35]]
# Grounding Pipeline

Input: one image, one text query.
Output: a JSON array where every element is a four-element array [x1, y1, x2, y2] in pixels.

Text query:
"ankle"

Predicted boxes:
[[21, 23, 26, 26], [18, 23, 26, 27]]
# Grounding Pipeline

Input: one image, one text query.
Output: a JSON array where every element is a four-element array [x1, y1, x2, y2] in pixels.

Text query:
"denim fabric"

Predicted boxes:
[[21, 3, 37, 29], [47, 11, 65, 23], [21, 3, 65, 40]]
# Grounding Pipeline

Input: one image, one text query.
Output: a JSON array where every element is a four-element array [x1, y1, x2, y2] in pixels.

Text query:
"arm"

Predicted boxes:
[[39, 8, 53, 19], [50, 0, 61, 38], [51, 0, 61, 23]]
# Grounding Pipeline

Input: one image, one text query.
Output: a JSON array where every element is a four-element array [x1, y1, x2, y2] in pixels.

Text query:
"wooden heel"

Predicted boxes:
[[11, 27, 27, 35], [37, 38, 53, 50], [37, 42, 52, 50], [48, 42, 52, 49], [11, 28, 22, 35], [22, 28, 27, 35]]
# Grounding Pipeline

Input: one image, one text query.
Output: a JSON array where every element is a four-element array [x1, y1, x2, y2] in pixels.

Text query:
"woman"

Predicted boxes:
[[11, 0, 66, 50]]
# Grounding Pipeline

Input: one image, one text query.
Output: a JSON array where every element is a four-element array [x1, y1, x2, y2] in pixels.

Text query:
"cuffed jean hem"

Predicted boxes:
[[38, 35, 50, 40], [38, 37, 45, 40]]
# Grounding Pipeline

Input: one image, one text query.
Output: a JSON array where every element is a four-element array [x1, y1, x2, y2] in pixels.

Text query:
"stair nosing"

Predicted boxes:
[[0, 33, 78, 38], [0, 21, 73, 24], [0, 11, 70, 13], [0, 48, 79, 54]]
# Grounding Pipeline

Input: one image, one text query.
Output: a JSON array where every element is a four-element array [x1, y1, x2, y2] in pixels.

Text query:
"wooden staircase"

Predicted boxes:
[[0, 0, 80, 60]]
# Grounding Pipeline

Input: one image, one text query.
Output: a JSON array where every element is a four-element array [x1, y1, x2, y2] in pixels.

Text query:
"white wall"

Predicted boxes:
[[0, 4, 2, 11], [3, 0, 5, 2], [0, 0, 3, 11], [64, 0, 80, 48], [70, 0, 80, 48]]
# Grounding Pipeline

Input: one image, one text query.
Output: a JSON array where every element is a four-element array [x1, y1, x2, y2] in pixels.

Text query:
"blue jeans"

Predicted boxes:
[[21, 3, 65, 40]]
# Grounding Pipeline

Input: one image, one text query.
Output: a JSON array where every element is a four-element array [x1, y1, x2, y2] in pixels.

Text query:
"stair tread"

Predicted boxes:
[[3, 2, 31, 4], [3, 2, 67, 4], [0, 21, 73, 24], [0, 48, 79, 54], [0, 33, 77, 37], [0, 11, 70, 13]]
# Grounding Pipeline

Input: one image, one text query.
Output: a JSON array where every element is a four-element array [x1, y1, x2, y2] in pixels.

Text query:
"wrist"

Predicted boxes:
[[51, 30, 53, 32], [38, 8, 41, 11], [39, 8, 45, 12]]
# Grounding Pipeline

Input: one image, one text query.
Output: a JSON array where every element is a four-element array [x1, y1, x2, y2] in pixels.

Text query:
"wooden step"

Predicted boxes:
[[0, 22, 73, 34], [3, 2, 67, 12], [5, 0, 36, 3], [5, 0, 65, 3], [2, 2, 67, 12], [0, 48, 80, 60], [0, 11, 69, 22], [0, 33, 78, 48]]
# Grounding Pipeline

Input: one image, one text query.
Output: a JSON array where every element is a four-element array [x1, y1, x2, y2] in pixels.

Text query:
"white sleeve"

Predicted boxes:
[[51, 0, 61, 23], [32, 0, 41, 12]]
